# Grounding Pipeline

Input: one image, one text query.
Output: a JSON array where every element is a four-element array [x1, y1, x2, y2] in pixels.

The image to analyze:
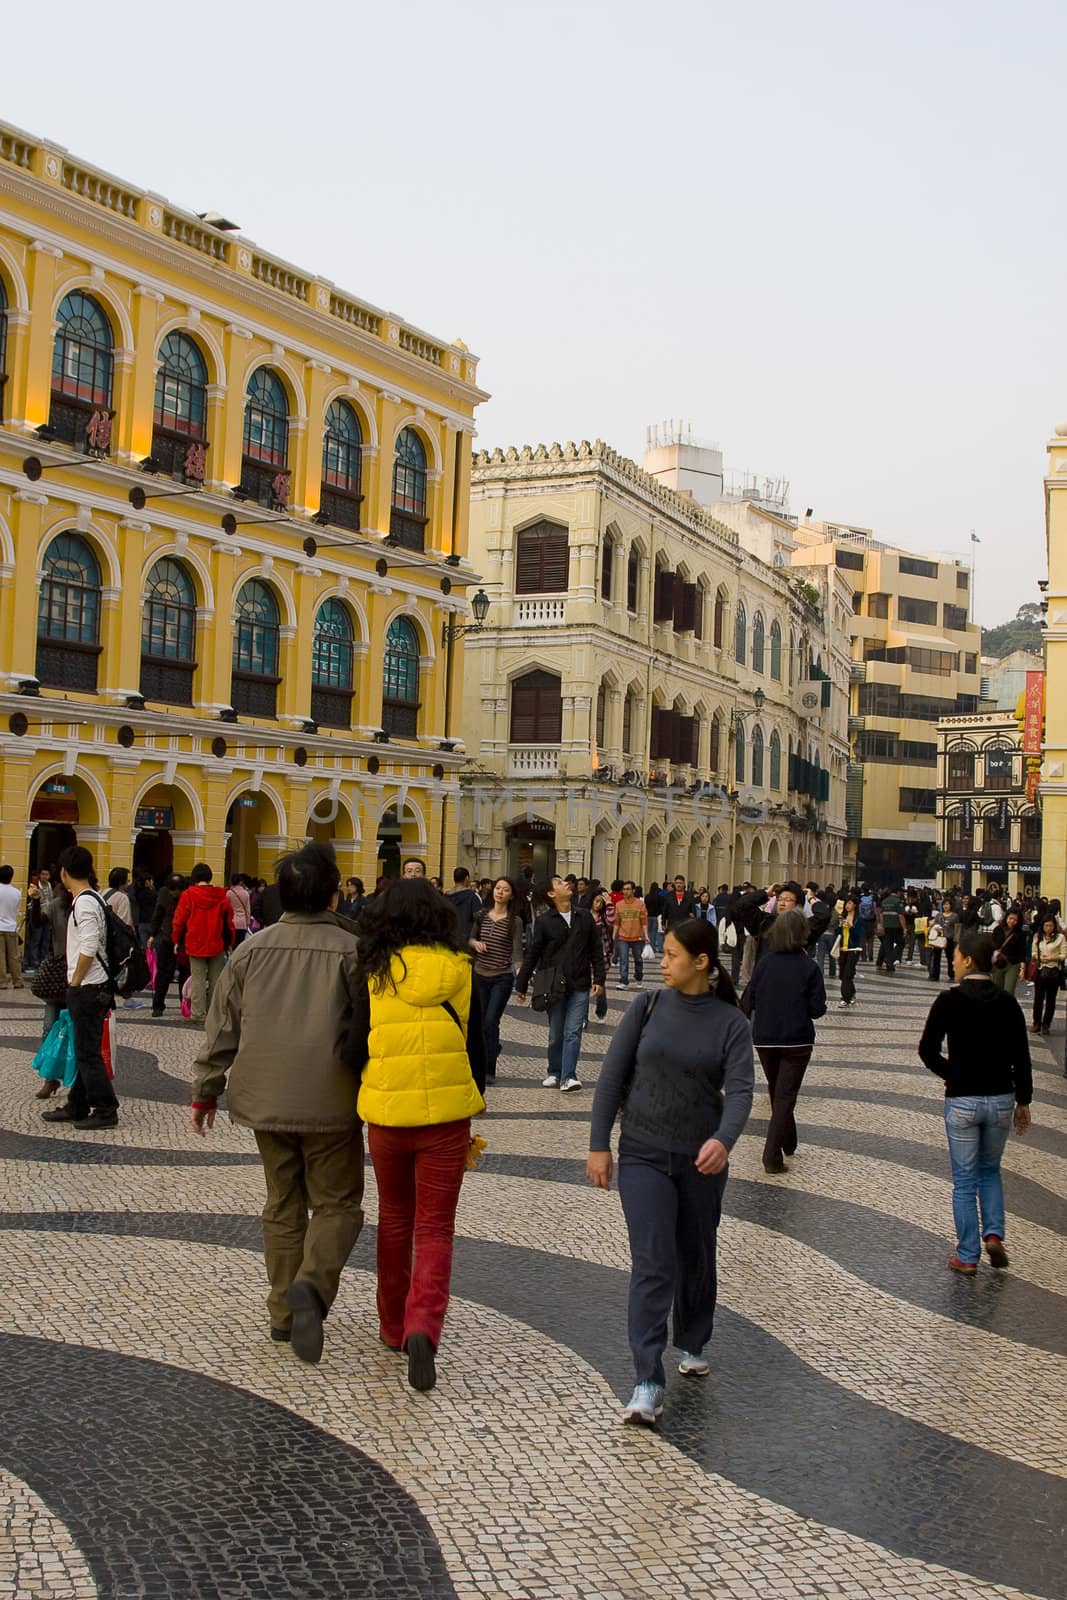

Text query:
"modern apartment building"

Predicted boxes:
[[0, 121, 486, 884], [460, 439, 849, 888], [790, 521, 983, 886]]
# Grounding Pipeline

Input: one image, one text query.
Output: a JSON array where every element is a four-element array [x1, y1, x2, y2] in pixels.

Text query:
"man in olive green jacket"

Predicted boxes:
[[190, 842, 363, 1364]]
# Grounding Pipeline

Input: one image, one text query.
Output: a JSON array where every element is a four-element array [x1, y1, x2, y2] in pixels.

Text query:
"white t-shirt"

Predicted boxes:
[[0, 883, 20, 934], [66, 891, 109, 986], [559, 910, 573, 927]]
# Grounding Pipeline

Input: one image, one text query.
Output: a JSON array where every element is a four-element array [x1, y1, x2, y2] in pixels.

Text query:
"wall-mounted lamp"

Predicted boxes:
[[442, 589, 490, 646]]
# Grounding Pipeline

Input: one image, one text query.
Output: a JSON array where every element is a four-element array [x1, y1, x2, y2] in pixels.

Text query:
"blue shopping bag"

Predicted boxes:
[[31, 1011, 78, 1088]]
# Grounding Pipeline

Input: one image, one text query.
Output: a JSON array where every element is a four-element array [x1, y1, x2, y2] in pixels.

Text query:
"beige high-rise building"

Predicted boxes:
[[791, 521, 983, 886], [460, 439, 849, 889]]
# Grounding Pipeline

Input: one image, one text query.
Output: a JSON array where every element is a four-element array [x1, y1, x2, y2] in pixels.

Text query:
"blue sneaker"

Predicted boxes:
[[678, 1352, 710, 1376], [621, 1382, 664, 1425]]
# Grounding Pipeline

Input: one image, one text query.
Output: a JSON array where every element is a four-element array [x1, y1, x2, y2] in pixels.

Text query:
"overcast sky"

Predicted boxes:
[[5, 0, 1062, 624]]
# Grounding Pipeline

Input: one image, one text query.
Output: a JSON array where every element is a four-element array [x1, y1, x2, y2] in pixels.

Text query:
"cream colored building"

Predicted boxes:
[[790, 521, 983, 887], [460, 439, 849, 889]]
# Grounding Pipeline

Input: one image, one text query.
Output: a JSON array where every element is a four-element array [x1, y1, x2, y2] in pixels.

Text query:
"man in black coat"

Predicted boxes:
[[515, 876, 605, 1093], [660, 874, 697, 933]]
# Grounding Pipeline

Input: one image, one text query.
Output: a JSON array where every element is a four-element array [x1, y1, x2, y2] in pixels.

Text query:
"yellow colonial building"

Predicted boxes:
[[0, 121, 486, 886], [1041, 422, 1067, 901]]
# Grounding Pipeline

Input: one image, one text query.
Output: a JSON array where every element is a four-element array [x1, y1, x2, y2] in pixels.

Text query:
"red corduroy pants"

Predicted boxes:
[[368, 1118, 470, 1351]]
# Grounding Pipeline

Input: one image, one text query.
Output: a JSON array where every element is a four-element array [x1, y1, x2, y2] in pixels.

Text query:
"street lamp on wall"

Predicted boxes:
[[731, 686, 766, 730], [441, 589, 491, 646]]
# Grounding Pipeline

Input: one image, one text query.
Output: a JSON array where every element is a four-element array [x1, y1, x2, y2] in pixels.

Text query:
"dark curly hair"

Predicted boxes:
[[356, 877, 466, 993]]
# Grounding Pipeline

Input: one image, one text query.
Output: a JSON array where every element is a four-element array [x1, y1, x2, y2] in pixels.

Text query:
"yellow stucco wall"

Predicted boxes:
[[1041, 426, 1067, 901], [0, 123, 485, 887]]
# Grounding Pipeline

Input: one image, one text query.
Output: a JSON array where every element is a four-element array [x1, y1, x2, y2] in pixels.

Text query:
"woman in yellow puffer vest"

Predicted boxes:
[[348, 878, 486, 1392]]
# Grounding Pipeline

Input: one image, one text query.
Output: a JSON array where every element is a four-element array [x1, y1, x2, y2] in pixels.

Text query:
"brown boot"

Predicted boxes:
[[34, 1078, 61, 1100]]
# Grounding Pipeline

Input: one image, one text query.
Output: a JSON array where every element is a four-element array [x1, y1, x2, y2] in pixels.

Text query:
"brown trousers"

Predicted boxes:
[[254, 1126, 365, 1332], [0, 931, 24, 989]]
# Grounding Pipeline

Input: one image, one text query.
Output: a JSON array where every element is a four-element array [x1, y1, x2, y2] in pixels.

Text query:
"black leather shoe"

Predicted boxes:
[[287, 1281, 324, 1364], [270, 1326, 292, 1343], [72, 1110, 119, 1130], [406, 1332, 436, 1391], [763, 1160, 787, 1175], [41, 1105, 80, 1123]]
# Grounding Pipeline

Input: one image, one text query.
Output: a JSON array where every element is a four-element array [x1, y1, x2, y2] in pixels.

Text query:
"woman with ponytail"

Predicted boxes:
[[586, 918, 754, 1427]]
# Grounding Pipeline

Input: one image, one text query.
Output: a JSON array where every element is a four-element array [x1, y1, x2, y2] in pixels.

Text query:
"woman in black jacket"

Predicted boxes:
[[742, 910, 826, 1173], [991, 909, 1026, 996], [918, 929, 1033, 1274]]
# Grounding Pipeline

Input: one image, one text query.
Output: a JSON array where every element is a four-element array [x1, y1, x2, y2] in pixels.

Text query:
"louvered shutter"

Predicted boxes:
[[688, 716, 700, 765], [674, 582, 696, 633], [654, 569, 676, 623], [601, 542, 613, 600], [511, 671, 562, 743], [540, 530, 569, 593], [693, 588, 703, 639]]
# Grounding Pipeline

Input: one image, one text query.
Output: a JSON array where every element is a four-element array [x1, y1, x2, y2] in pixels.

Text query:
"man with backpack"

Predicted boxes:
[[173, 864, 235, 1025], [42, 845, 119, 1131]]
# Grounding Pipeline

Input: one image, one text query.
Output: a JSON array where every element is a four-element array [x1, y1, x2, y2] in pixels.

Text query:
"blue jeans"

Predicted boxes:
[[617, 941, 644, 984], [546, 988, 589, 1084], [815, 930, 837, 979], [649, 923, 664, 955], [944, 1095, 1015, 1263], [474, 971, 513, 1077]]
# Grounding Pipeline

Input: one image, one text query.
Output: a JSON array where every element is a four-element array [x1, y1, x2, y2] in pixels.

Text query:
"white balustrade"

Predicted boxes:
[[506, 746, 561, 778], [513, 597, 567, 626]]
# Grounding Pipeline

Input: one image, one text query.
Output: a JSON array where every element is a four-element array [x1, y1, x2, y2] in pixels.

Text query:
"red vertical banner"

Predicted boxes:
[[1026, 768, 1041, 803], [1023, 671, 1045, 753]]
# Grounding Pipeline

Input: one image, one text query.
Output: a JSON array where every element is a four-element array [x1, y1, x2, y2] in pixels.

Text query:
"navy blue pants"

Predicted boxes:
[[617, 1136, 728, 1386]]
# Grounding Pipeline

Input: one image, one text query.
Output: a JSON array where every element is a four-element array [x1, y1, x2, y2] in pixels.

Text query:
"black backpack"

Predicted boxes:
[[86, 890, 150, 998]]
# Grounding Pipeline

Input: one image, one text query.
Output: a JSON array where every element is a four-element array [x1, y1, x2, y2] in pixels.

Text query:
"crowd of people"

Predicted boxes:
[[11, 848, 1042, 1424]]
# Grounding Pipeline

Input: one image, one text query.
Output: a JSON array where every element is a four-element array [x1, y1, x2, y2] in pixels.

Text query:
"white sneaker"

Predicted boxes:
[[678, 1353, 710, 1377], [836, 1000, 850, 1010], [622, 1382, 664, 1425], [560, 1078, 583, 1092], [542, 1075, 559, 1088]]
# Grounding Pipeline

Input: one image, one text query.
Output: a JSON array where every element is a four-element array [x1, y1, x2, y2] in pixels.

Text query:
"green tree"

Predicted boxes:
[[925, 845, 949, 877], [981, 603, 1042, 658]]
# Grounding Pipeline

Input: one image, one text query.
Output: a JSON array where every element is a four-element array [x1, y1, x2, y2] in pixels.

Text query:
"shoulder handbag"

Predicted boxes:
[[829, 934, 843, 961], [530, 965, 567, 1012], [31, 952, 69, 1004], [927, 923, 947, 950]]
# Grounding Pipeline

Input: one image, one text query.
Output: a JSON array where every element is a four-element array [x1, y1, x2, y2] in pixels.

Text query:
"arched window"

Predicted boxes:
[[141, 558, 197, 705], [320, 400, 363, 531], [601, 539, 614, 602], [626, 549, 639, 613], [734, 601, 747, 665], [734, 721, 745, 783], [50, 291, 114, 451], [311, 599, 355, 728], [0, 276, 7, 422], [382, 616, 421, 737], [241, 367, 290, 509], [515, 519, 569, 594], [153, 332, 208, 481], [752, 725, 765, 787], [622, 690, 634, 753], [390, 428, 428, 550], [770, 728, 782, 789], [231, 580, 281, 717], [36, 532, 102, 691], [714, 587, 727, 648], [510, 669, 563, 745], [752, 612, 765, 674], [770, 620, 782, 681]]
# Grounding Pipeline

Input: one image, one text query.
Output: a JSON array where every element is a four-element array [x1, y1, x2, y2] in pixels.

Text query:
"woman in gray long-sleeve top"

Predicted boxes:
[[587, 918, 754, 1428]]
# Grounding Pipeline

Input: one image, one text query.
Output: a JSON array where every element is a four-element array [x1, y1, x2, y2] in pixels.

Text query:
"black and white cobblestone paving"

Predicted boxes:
[[0, 956, 1063, 1600]]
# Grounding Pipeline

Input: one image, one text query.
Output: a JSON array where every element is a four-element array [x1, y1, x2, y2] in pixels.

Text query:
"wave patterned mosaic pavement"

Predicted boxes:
[[0, 960, 1063, 1600]]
